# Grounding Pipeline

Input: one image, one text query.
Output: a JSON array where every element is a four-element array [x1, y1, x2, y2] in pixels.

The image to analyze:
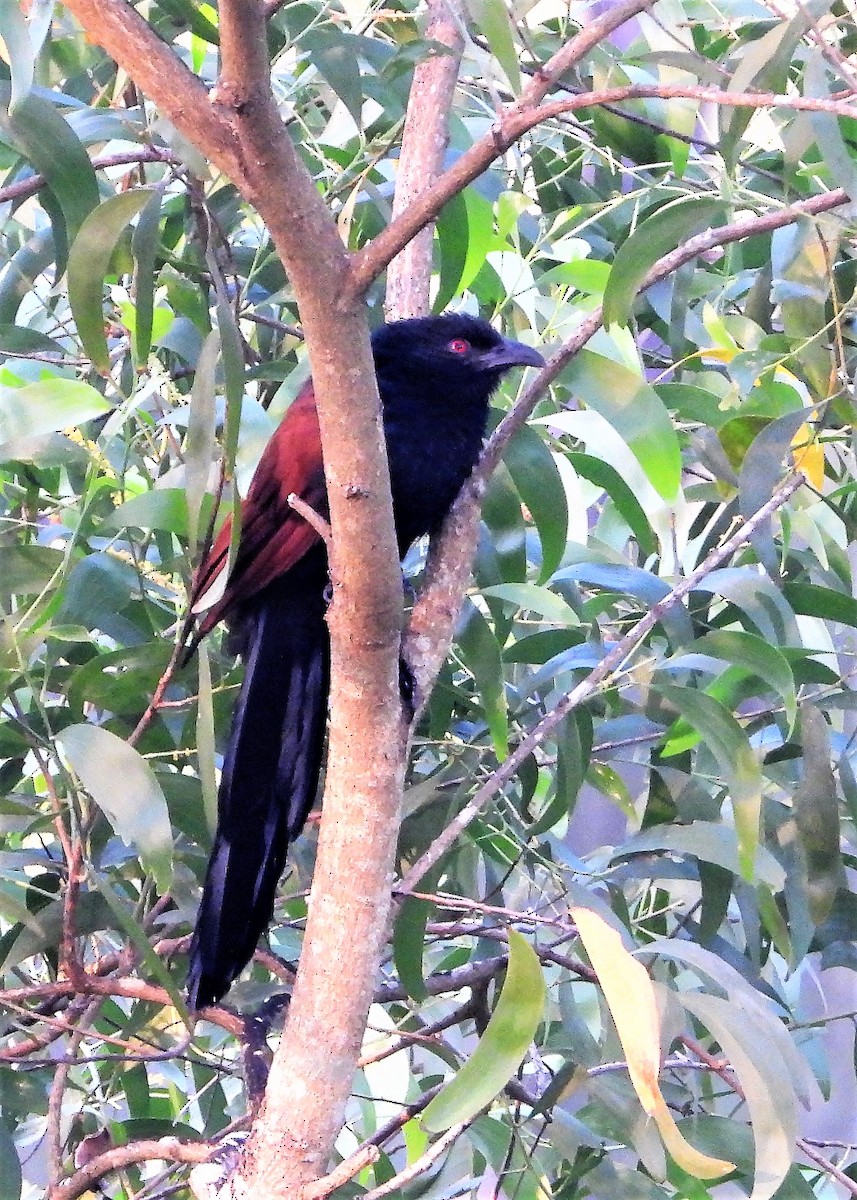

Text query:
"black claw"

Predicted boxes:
[[399, 656, 419, 721]]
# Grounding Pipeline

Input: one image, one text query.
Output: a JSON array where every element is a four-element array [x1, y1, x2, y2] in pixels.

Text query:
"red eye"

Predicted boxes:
[[448, 338, 470, 354]]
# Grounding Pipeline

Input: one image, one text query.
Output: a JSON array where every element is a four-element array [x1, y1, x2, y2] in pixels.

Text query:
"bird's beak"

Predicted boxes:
[[480, 337, 546, 372]]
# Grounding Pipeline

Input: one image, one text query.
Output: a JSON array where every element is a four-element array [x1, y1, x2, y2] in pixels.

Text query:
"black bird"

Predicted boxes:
[[185, 314, 544, 1009]]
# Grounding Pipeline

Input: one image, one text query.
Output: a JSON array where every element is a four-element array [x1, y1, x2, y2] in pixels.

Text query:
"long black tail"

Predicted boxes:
[[186, 547, 330, 1010]]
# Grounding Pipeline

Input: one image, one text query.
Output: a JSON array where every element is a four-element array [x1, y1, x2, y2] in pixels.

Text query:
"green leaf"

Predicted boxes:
[[567, 452, 656, 557], [0, 229, 56, 325], [805, 49, 857, 209], [132, 189, 164, 364], [58, 724, 174, 892], [184, 329, 220, 546], [721, 0, 833, 161], [464, 0, 521, 92], [695, 632, 796, 732], [655, 685, 763, 879], [422, 930, 545, 1131], [92, 871, 188, 1020], [457, 598, 507, 757], [503, 423, 569, 582], [154, 0, 220, 43], [617, 821, 785, 891], [0, 545, 65, 595], [196, 641, 218, 837], [2, 92, 99, 248], [771, 219, 835, 398], [0, 0, 36, 108], [793, 702, 842, 924], [503, 628, 584, 664], [663, 631, 797, 751], [435, 189, 496, 313], [739, 408, 815, 573], [557, 562, 693, 646], [0, 1112, 21, 1200], [106, 489, 190, 536], [784, 581, 857, 627], [679, 992, 797, 1200], [481, 583, 579, 625], [645, 939, 817, 1106], [603, 197, 725, 330], [216, 292, 246, 479], [481, 463, 526, 586], [559, 351, 682, 501], [535, 709, 590, 834], [0, 377, 111, 452], [0, 892, 116, 976], [302, 29, 363, 124], [393, 893, 431, 1001], [699, 568, 800, 651], [68, 189, 154, 372]]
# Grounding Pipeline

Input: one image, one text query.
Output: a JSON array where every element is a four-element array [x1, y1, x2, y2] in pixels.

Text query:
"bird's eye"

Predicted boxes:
[[448, 338, 470, 354]]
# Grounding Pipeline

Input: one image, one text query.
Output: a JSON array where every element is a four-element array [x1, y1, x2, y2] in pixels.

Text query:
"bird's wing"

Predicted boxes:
[[188, 381, 326, 642]]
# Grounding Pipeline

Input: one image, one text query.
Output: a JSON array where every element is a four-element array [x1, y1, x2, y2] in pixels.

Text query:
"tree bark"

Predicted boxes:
[[385, 0, 464, 320]]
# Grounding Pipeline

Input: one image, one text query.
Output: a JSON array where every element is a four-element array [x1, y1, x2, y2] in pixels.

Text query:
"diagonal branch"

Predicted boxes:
[[353, 82, 857, 290], [404, 185, 849, 707], [482, 186, 850, 470], [402, 473, 806, 890]]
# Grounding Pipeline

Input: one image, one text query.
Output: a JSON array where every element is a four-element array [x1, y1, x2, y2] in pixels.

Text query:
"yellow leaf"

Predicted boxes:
[[791, 424, 824, 489], [571, 906, 735, 1180]]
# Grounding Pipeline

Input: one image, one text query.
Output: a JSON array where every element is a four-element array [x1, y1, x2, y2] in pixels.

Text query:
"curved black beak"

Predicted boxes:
[[481, 336, 546, 372]]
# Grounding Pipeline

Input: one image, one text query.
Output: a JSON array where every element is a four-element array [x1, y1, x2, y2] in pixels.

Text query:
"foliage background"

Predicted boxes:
[[1, 0, 857, 1197]]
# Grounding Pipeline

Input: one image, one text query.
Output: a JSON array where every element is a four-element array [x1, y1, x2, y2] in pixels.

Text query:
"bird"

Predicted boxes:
[[184, 313, 545, 1010]]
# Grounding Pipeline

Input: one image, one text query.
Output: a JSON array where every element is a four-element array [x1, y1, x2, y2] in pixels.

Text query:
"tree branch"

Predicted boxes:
[[402, 473, 807, 889], [385, 0, 465, 320], [60, 0, 239, 176], [353, 81, 856, 290], [50, 1136, 215, 1200], [404, 185, 848, 717], [0, 146, 181, 206]]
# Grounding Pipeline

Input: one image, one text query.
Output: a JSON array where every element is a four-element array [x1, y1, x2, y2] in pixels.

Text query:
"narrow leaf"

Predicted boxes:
[[422, 930, 545, 1132], [68, 189, 154, 372], [572, 906, 733, 1180], [58, 724, 173, 892], [656, 684, 763, 878], [393, 894, 431, 1001], [793, 702, 842, 924], [184, 330, 220, 547], [132, 188, 163, 364], [3, 92, 99, 246], [560, 351, 681, 501], [680, 992, 797, 1200], [0, 1112, 22, 1200], [0, 378, 110, 450], [603, 197, 724, 329], [457, 598, 508, 757]]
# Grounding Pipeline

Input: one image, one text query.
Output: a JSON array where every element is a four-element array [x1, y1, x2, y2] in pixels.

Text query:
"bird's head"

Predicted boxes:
[[372, 314, 544, 406]]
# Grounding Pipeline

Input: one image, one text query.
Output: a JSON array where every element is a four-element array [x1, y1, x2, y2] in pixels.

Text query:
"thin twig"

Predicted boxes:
[[288, 493, 332, 544], [303, 1145, 381, 1199], [0, 146, 181, 207], [359, 1120, 472, 1200]]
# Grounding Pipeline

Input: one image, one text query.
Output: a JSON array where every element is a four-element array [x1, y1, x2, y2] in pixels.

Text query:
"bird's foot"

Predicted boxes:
[[399, 655, 421, 722]]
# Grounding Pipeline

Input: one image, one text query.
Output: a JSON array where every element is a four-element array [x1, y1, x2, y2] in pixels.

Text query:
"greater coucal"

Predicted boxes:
[[185, 314, 544, 1010]]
